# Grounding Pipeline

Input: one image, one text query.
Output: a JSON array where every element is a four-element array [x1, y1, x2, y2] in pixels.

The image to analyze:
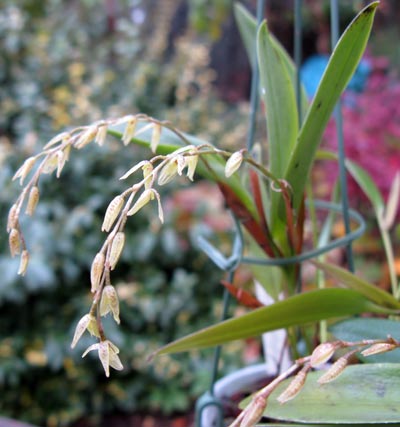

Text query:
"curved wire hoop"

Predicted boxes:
[[242, 200, 365, 267]]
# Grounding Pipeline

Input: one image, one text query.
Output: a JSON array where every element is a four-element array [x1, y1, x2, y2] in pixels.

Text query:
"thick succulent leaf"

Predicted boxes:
[[346, 159, 385, 216], [330, 318, 400, 363], [257, 364, 400, 423], [284, 2, 379, 213], [108, 123, 258, 220], [312, 261, 400, 309], [153, 288, 397, 356]]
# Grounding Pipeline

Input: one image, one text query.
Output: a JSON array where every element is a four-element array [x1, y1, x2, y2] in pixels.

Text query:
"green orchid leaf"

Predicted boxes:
[[284, 2, 379, 213], [346, 159, 385, 216], [234, 2, 258, 70], [257, 22, 299, 241], [257, 21, 298, 180], [234, 2, 308, 117], [108, 122, 258, 220], [153, 288, 397, 356], [330, 318, 400, 363], [312, 260, 400, 309], [254, 364, 400, 423]]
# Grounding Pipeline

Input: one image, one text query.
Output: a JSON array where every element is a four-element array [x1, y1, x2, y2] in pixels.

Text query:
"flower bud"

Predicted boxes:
[[150, 123, 161, 153], [18, 250, 30, 276], [102, 195, 125, 232], [25, 186, 39, 216], [240, 395, 267, 427], [9, 228, 21, 257], [361, 342, 397, 357], [310, 342, 338, 367], [277, 365, 309, 404], [225, 151, 243, 178], [7, 204, 18, 233], [109, 232, 125, 270], [90, 252, 105, 292], [100, 285, 120, 324], [13, 157, 36, 185], [318, 356, 348, 384]]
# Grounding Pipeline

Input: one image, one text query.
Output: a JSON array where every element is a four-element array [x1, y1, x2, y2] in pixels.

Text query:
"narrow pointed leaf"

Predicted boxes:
[[259, 364, 400, 423], [346, 159, 384, 215], [154, 288, 397, 356], [312, 260, 400, 309], [234, 3, 309, 116], [234, 2, 258, 70], [257, 21, 298, 179], [284, 2, 379, 213]]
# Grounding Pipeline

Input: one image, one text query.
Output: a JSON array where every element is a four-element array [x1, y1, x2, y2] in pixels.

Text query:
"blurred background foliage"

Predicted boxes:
[[1, 0, 399, 426]]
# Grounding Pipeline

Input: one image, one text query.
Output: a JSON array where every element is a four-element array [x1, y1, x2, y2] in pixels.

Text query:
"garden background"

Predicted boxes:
[[1, 0, 399, 426]]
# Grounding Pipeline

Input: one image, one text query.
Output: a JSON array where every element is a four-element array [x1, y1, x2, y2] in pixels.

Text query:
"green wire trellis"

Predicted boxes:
[[195, 0, 363, 425]]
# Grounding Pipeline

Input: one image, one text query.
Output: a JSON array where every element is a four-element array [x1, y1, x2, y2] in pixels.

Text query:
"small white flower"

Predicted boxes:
[[150, 123, 161, 153], [186, 152, 198, 181], [142, 162, 154, 190], [100, 285, 120, 324], [122, 116, 137, 146], [225, 151, 244, 177], [18, 250, 29, 276], [71, 314, 100, 349], [157, 159, 178, 186], [42, 155, 59, 175], [75, 126, 97, 149], [120, 160, 149, 180], [95, 124, 108, 146], [82, 340, 123, 377], [127, 189, 154, 216]]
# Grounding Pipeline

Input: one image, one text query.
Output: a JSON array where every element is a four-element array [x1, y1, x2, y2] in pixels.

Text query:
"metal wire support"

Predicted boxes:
[[294, 0, 303, 124], [330, 0, 355, 272], [195, 1, 265, 425], [246, 0, 266, 152]]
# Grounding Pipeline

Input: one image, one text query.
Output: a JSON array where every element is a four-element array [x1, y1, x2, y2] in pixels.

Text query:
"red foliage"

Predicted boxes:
[[319, 57, 400, 208]]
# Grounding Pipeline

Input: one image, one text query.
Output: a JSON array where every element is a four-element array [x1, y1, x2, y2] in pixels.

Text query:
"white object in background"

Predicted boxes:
[[254, 280, 292, 376]]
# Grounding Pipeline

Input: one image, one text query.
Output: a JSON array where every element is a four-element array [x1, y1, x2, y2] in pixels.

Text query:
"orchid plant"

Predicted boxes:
[[7, 1, 400, 425]]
